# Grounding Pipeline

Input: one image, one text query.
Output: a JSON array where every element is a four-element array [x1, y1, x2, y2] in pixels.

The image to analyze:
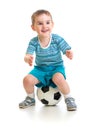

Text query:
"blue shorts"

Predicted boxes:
[[29, 65, 66, 88]]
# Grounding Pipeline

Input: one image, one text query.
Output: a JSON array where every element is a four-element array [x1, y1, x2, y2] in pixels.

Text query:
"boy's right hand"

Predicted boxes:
[[24, 54, 33, 66]]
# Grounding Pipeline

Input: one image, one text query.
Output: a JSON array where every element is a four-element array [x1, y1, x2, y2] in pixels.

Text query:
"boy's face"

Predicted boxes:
[[31, 14, 54, 38]]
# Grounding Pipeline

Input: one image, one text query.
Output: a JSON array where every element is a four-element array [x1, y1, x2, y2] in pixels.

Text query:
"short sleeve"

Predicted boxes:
[[57, 36, 71, 54], [26, 37, 38, 54]]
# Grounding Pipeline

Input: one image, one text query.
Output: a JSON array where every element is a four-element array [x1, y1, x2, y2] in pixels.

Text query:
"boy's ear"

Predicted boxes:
[[31, 25, 35, 31]]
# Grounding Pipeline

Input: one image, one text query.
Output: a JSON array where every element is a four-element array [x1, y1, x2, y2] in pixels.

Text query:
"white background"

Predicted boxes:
[[0, 0, 91, 129]]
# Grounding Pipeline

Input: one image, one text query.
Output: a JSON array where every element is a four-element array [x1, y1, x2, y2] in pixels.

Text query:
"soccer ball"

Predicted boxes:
[[37, 86, 62, 106]]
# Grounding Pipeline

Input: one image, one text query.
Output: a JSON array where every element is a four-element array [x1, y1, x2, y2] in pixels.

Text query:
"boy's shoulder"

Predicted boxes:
[[29, 36, 38, 45], [52, 33, 63, 41], [30, 36, 38, 42]]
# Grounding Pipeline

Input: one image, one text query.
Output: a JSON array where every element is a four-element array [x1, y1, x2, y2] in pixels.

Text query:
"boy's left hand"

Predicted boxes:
[[65, 50, 73, 60]]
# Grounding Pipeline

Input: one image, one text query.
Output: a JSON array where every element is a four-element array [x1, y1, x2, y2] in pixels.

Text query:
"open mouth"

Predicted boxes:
[[41, 29, 49, 33]]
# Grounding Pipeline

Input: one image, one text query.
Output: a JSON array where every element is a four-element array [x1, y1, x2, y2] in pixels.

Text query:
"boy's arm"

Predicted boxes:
[[65, 50, 73, 60], [24, 54, 34, 66]]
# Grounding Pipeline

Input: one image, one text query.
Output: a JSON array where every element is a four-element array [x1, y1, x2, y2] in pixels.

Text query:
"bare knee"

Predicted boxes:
[[23, 75, 31, 86], [23, 74, 39, 87], [52, 73, 65, 85]]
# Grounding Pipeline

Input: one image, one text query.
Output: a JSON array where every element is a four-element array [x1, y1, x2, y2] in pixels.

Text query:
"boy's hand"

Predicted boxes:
[[24, 54, 33, 66], [65, 50, 73, 60]]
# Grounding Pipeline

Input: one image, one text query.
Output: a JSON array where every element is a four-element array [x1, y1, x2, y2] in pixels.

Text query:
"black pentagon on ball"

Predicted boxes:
[[41, 99, 49, 104], [54, 92, 61, 100], [41, 86, 49, 93]]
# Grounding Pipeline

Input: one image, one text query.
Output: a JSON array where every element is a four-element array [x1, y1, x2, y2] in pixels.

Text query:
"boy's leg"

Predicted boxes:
[[19, 74, 39, 109], [52, 73, 70, 94], [23, 74, 39, 94], [52, 73, 77, 111]]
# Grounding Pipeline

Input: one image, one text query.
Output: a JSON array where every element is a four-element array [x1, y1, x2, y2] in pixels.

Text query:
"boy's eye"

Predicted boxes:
[[46, 21, 50, 24], [37, 22, 43, 25], [37, 21, 51, 25]]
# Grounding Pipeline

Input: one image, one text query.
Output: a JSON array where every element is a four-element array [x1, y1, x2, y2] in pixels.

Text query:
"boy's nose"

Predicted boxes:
[[42, 23, 47, 28]]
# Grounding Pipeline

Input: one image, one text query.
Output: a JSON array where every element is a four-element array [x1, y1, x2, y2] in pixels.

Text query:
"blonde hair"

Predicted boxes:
[[31, 9, 53, 25]]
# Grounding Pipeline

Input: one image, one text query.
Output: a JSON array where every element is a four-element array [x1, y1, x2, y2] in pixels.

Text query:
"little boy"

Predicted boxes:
[[19, 9, 77, 111]]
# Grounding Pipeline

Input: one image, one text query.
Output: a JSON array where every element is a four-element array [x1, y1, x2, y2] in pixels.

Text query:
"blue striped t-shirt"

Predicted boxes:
[[26, 34, 71, 66]]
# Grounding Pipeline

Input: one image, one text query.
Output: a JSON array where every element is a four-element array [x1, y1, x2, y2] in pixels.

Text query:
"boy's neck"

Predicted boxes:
[[38, 35, 51, 47], [38, 35, 51, 48]]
